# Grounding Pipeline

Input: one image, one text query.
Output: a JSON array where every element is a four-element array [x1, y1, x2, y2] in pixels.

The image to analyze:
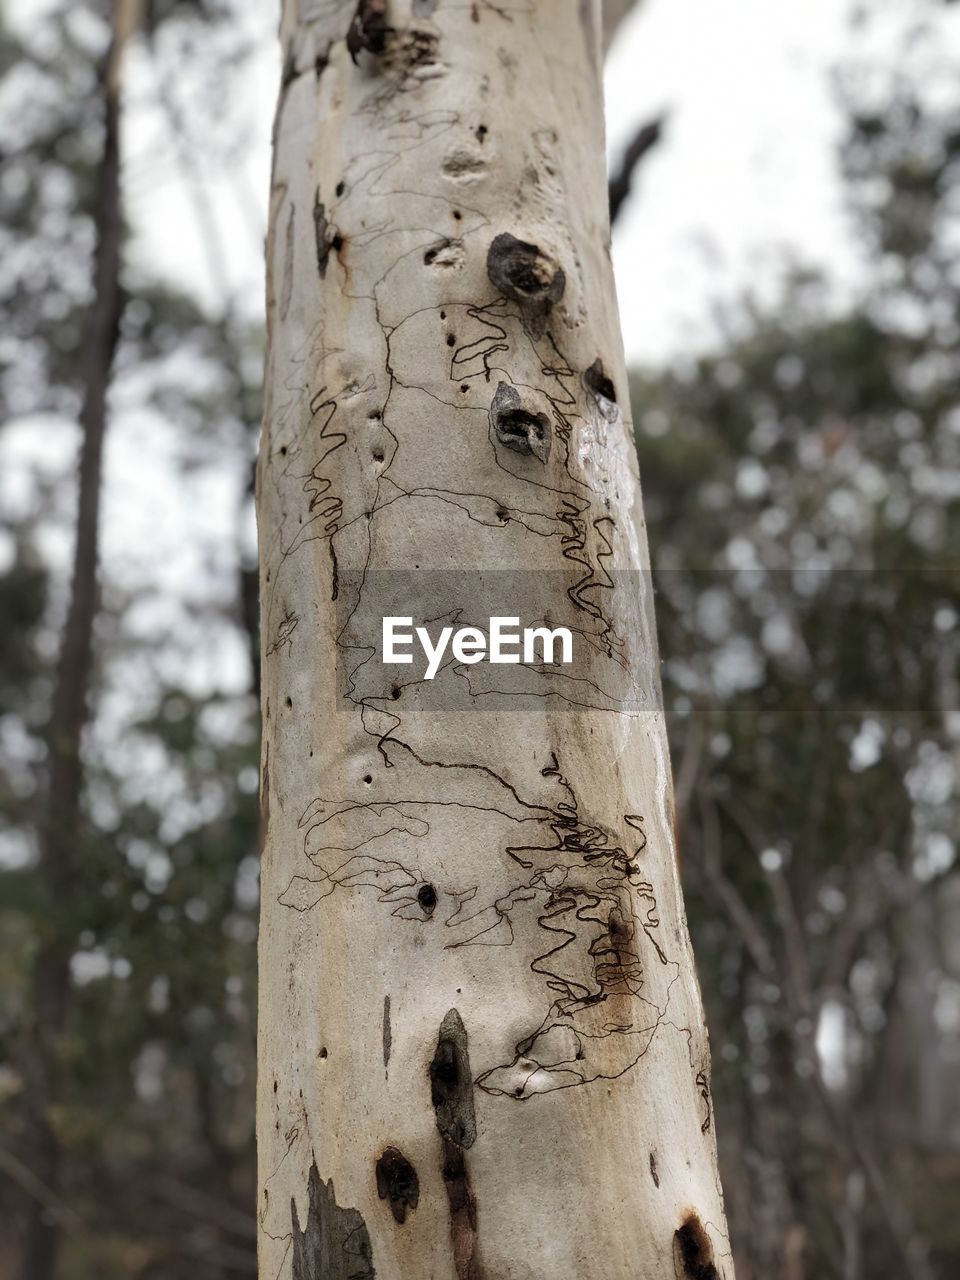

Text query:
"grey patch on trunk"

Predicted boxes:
[[291, 1160, 375, 1279], [429, 1008, 477, 1149], [486, 232, 565, 338], [578, 0, 599, 73], [375, 1147, 420, 1224], [489, 382, 551, 464], [413, 0, 439, 14], [382, 994, 392, 1074]]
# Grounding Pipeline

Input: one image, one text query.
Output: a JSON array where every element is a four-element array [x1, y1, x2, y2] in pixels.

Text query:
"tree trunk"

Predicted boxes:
[[257, 3, 733, 1277]]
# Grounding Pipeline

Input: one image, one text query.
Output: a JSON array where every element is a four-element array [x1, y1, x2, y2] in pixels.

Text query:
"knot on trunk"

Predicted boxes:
[[376, 1147, 420, 1224], [489, 382, 551, 464], [347, 0, 391, 63], [486, 233, 565, 337]]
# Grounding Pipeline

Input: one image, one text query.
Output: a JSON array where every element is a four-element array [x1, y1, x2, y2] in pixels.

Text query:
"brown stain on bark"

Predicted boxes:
[[674, 1212, 718, 1280]]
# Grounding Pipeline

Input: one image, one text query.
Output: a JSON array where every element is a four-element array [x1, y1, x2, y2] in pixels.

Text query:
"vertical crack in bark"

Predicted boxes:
[[382, 994, 392, 1076], [430, 1010, 481, 1278], [291, 1159, 376, 1279]]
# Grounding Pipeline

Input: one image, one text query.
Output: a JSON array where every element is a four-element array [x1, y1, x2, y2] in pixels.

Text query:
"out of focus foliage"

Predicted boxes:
[[1, 2, 262, 1276], [0, 1, 958, 1278], [633, 22, 960, 1278]]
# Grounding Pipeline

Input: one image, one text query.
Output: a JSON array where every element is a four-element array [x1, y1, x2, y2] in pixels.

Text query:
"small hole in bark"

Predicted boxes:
[[439, 309, 446, 319], [372, 447, 385, 461], [496, 508, 507, 521], [285, 696, 292, 709], [424, 247, 438, 265], [453, 209, 462, 220], [319, 1047, 328, 1059], [335, 180, 345, 196], [391, 686, 401, 700], [476, 124, 487, 142], [446, 334, 456, 347], [584, 357, 617, 404], [460, 384, 469, 393], [280, 445, 287, 456], [369, 410, 381, 421], [273, 1079, 278, 1092], [499, 409, 546, 444], [363, 774, 373, 784], [330, 233, 343, 253], [418, 883, 438, 913]]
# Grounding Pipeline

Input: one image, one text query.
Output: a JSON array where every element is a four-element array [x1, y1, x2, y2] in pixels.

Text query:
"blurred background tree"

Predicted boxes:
[[0, 1, 957, 1277]]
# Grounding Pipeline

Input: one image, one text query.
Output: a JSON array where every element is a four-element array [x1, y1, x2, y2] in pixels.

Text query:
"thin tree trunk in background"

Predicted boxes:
[[19, 6, 134, 1278], [258, 2, 732, 1276]]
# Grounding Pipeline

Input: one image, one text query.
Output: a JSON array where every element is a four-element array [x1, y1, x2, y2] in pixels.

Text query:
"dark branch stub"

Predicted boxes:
[[486, 232, 565, 337], [376, 1147, 420, 1224], [489, 382, 551, 464]]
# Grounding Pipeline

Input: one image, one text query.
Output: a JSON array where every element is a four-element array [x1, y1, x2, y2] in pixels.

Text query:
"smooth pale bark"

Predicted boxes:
[[257, 3, 732, 1277]]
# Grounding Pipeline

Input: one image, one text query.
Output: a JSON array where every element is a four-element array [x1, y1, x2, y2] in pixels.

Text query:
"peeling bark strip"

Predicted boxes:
[[485, 233, 565, 338], [291, 1160, 375, 1279], [375, 1147, 420, 1224], [674, 1213, 718, 1280]]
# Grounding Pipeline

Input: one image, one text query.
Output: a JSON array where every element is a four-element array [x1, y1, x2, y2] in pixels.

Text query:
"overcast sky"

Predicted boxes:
[[116, 0, 881, 364]]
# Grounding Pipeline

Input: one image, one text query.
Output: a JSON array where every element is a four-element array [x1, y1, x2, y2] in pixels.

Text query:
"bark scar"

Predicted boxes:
[[430, 1009, 481, 1278]]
